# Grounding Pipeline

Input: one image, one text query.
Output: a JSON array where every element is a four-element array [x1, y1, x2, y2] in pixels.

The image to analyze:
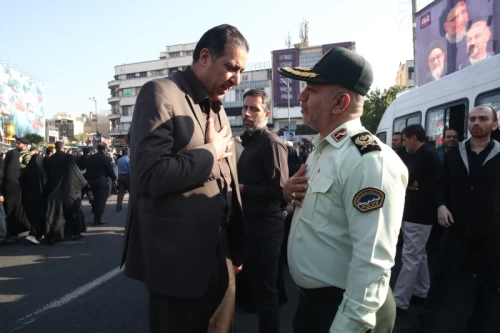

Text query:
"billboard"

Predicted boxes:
[[0, 64, 46, 138], [272, 48, 300, 107], [416, 0, 499, 86]]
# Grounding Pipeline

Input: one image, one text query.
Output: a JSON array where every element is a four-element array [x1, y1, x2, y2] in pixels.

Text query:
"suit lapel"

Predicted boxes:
[[173, 74, 207, 137]]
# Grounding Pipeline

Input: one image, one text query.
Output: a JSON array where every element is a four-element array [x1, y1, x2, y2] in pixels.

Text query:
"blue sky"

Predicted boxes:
[[1, 0, 434, 118]]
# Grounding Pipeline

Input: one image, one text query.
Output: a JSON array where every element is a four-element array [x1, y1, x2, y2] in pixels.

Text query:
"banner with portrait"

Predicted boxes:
[[416, 0, 499, 86], [0, 64, 46, 139]]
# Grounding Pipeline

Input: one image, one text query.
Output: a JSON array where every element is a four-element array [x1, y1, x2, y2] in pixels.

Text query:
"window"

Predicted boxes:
[[139, 72, 147, 78], [408, 67, 415, 80], [153, 70, 163, 76], [280, 121, 296, 131], [184, 51, 193, 56], [122, 88, 133, 96], [393, 112, 422, 133], [425, 99, 468, 151], [122, 123, 131, 131], [126, 73, 136, 79], [169, 52, 180, 58], [227, 116, 243, 126], [376, 132, 387, 144], [122, 106, 132, 116], [476, 89, 500, 111]]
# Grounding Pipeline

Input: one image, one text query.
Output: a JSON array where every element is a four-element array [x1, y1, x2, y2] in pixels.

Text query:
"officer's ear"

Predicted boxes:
[[331, 91, 351, 115]]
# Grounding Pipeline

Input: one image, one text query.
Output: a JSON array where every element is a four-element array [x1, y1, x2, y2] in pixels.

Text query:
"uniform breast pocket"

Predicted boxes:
[[299, 173, 334, 228]]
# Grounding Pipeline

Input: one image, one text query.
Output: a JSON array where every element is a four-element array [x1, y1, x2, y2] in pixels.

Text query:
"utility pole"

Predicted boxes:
[[88, 97, 98, 134], [280, 79, 291, 132], [412, 0, 418, 87]]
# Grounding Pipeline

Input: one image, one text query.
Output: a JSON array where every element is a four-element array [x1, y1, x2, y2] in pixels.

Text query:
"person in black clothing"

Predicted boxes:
[[417, 106, 500, 333], [237, 89, 289, 333], [43, 147, 54, 175], [392, 131, 414, 166], [45, 154, 87, 243], [2, 150, 31, 239], [393, 125, 442, 313], [85, 143, 117, 225], [76, 147, 91, 171], [298, 145, 308, 164], [20, 154, 47, 244], [492, 108, 500, 142], [0, 152, 9, 244]]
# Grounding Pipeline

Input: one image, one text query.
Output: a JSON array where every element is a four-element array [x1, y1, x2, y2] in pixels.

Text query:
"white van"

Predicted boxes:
[[376, 54, 500, 151]]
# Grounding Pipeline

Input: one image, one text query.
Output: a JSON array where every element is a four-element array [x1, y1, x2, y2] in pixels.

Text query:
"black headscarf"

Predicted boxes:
[[20, 154, 47, 237], [2, 150, 31, 234], [45, 154, 87, 241]]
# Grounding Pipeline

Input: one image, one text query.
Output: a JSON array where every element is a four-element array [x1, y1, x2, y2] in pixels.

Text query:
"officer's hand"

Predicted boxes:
[[283, 164, 309, 207], [0, 196, 4, 203], [408, 180, 419, 190], [113, 180, 118, 187], [438, 205, 454, 228], [206, 118, 232, 160], [233, 265, 243, 275]]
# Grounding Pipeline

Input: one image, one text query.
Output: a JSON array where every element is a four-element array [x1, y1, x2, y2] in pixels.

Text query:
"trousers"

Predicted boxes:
[[88, 177, 109, 223]]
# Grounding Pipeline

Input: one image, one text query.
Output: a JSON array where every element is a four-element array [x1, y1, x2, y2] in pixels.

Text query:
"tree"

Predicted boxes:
[[361, 85, 408, 133], [24, 132, 45, 146], [74, 132, 88, 143]]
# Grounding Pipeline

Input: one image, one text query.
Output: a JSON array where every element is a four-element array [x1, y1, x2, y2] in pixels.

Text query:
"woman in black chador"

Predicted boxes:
[[45, 154, 87, 244], [20, 154, 47, 243], [2, 149, 31, 237]]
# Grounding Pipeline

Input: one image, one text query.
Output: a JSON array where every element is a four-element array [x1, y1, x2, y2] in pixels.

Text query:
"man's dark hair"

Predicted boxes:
[[82, 147, 90, 155], [45, 147, 54, 155], [402, 124, 426, 142], [243, 89, 271, 112], [475, 105, 498, 122], [193, 24, 249, 63], [426, 39, 446, 61], [55, 141, 64, 151], [29, 147, 38, 152], [122, 148, 129, 155], [393, 131, 402, 136], [97, 143, 107, 152]]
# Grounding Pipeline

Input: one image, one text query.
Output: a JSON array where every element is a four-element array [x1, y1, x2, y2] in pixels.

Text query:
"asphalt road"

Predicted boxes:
[[1, 196, 474, 333]]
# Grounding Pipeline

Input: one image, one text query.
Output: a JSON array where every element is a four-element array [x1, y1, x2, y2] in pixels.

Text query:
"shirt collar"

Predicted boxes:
[[465, 138, 495, 153], [240, 127, 267, 147], [181, 67, 222, 113], [312, 118, 364, 150]]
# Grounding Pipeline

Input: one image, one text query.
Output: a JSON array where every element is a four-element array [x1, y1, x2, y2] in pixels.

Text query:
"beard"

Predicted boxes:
[[244, 117, 267, 133], [431, 65, 445, 80]]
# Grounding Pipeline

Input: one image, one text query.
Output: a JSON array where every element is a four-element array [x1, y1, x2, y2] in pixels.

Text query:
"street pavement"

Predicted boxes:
[[1, 196, 474, 333]]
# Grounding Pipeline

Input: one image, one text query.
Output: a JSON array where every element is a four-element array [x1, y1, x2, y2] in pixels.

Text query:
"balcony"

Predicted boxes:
[[108, 96, 120, 103], [108, 111, 121, 120], [109, 127, 129, 136], [108, 80, 120, 88]]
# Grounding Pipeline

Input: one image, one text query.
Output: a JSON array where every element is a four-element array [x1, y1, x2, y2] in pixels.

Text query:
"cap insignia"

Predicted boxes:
[[281, 67, 319, 78]]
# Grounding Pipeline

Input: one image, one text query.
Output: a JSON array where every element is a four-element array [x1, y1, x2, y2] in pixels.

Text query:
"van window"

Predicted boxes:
[[376, 132, 387, 144], [425, 99, 468, 151], [476, 89, 500, 111], [393, 112, 422, 134]]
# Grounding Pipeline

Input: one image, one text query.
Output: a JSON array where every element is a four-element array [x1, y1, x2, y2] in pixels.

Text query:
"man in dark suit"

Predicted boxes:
[[85, 143, 117, 225], [121, 24, 248, 333]]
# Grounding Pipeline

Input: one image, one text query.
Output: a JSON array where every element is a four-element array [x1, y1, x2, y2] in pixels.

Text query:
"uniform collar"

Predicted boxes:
[[312, 118, 364, 150]]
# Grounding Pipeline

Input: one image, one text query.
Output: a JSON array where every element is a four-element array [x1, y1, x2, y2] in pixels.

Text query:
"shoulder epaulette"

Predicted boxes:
[[351, 132, 381, 155]]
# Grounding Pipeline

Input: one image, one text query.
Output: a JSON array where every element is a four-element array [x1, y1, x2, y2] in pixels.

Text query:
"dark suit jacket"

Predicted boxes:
[[121, 72, 244, 298], [85, 152, 116, 181]]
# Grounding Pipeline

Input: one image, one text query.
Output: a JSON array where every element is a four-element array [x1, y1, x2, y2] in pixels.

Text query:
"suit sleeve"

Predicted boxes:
[[104, 157, 117, 181], [132, 80, 219, 198], [330, 152, 408, 333], [242, 141, 289, 200]]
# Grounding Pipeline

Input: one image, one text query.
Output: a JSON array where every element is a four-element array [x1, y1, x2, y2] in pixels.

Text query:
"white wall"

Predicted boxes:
[[273, 106, 302, 119]]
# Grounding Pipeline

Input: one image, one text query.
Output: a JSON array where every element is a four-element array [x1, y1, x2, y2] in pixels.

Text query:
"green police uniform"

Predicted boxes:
[[277, 47, 409, 332], [287, 118, 408, 332]]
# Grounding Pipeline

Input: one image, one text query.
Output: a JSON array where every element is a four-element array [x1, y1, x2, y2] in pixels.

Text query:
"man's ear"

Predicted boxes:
[[331, 93, 351, 114]]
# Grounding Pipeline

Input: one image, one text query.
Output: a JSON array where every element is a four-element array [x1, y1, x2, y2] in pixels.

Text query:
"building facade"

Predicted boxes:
[[107, 42, 196, 145], [395, 60, 416, 88], [46, 112, 84, 143]]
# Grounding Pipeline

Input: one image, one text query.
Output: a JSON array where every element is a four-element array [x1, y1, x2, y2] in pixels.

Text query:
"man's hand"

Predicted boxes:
[[114, 180, 118, 187], [283, 164, 309, 207], [438, 205, 454, 228], [0, 195, 4, 203], [407, 180, 419, 190], [206, 118, 232, 160], [233, 265, 243, 275]]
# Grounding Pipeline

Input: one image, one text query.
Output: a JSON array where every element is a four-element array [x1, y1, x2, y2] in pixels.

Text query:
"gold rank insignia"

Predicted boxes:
[[351, 132, 381, 155], [331, 128, 348, 142], [279, 67, 319, 78], [353, 188, 385, 213]]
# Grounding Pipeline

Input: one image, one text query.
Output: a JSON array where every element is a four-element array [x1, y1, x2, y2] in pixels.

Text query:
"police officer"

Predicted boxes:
[[279, 48, 408, 333], [13, 136, 31, 168]]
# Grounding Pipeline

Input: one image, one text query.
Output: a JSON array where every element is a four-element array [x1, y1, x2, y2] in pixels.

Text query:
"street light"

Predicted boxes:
[[88, 97, 98, 134], [280, 78, 291, 132]]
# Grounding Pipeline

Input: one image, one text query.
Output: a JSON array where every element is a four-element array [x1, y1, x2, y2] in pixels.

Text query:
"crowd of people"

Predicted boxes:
[[390, 107, 500, 332], [0, 138, 130, 245]]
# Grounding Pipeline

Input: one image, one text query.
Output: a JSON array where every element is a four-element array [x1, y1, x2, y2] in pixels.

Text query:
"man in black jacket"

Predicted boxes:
[[238, 89, 288, 333], [393, 124, 442, 312], [392, 131, 413, 166], [417, 105, 500, 332], [86, 143, 116, 225]]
